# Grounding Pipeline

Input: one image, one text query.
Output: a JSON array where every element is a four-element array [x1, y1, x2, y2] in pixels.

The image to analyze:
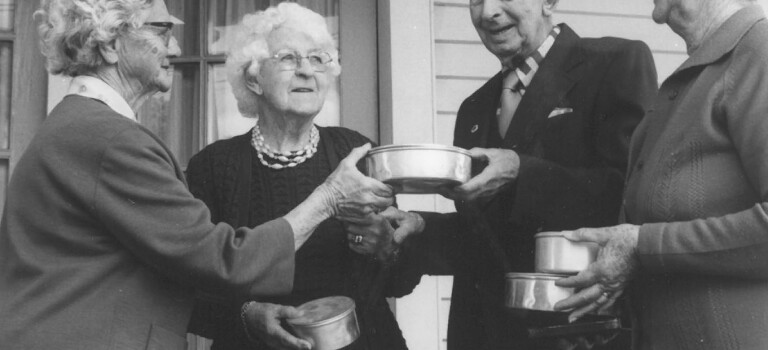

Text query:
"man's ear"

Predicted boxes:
[[99, 39, 119, 65], [543, 0, 559, 17], [245, 73, 263, 95]]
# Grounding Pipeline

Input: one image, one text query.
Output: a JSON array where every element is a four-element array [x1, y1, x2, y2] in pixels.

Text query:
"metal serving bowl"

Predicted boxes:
[[286, 296, 359, 350], [504, 272, 574, 313], [534, 232, 599, 275], [365, 144, 472, 194]]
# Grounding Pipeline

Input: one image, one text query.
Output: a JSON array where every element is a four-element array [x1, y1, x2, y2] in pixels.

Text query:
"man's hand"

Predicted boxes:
[[440, 147, 519, 203]]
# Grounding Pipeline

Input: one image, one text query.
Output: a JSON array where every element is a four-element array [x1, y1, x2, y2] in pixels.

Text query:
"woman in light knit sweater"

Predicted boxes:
[[553, 0, 768, 349]]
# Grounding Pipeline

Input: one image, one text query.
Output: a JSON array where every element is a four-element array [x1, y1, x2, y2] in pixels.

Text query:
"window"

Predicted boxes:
[[141, 0, 344, 167], [0, 0, 14, 216]]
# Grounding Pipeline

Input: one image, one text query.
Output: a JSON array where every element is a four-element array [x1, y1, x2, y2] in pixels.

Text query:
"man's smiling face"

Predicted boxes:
[[470, 0, 553, 63]]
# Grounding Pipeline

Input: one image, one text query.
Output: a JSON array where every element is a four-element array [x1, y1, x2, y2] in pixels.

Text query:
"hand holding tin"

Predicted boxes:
[[241, 301, 311, 350], [441, 147, 519, 204], [552, 224, 640, 322]]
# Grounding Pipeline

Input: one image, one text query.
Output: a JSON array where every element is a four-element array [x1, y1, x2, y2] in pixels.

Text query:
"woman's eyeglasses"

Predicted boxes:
[[141, 21, 174, 47], [269, 50, 333, 72]]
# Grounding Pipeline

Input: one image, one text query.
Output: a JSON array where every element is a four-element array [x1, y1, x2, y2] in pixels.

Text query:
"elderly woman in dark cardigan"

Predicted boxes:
[[555, 0, 768, 349], [186, 3, 424, 350], [0, 0, 394, 349]]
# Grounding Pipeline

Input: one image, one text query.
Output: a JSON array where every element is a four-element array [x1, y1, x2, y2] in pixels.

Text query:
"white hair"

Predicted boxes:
[[36, 0, 154, 76], [226, 2, 340, 117]]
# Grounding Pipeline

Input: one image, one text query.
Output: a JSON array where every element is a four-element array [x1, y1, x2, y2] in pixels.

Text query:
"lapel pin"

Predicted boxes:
[[470, 124, 479, 133]]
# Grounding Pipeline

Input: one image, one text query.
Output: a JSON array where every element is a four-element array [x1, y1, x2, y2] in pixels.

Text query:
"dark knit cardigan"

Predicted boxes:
[[186, 126, 417, 350]]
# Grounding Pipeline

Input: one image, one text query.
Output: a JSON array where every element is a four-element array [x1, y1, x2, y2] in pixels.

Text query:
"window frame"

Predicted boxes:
[[162, 0, 379, 167]]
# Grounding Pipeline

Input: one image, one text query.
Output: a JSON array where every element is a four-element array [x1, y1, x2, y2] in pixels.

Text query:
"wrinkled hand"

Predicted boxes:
[[322, 143, 394, 217], [242, 302, 311, 350], [439, 147, 519, 203], [553, 224, 640, 322], [339, 207, 425, 261]]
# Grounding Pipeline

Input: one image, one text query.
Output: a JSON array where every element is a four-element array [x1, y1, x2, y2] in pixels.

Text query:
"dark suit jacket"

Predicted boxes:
[[0, 96, 295, 349], [406, 24, 658, 350]]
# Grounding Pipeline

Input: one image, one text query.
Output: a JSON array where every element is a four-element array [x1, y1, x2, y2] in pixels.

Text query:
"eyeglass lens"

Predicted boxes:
[[143, 22, 173, 46], [274, 51, 331, 72]]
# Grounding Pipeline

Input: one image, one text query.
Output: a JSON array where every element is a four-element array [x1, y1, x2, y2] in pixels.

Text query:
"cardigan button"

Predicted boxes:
[[668, 89, 679, 100]]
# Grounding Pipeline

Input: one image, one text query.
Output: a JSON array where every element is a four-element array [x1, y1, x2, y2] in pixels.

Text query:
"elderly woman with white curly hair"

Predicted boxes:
[[0, 1, 395, 349], [185, 3, 424, 350]]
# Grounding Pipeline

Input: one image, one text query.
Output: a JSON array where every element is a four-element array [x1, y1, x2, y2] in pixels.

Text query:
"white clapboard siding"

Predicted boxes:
[[432, 1, 691, 123]]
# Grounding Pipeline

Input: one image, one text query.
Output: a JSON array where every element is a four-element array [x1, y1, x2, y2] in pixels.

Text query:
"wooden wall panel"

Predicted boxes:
[[434, 42, 497, 77], [435, 78, 486, 112]]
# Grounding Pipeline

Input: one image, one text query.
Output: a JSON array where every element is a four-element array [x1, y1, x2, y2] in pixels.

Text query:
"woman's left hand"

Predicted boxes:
[[339, 207, 425, 261], [323, 143, 395, 217], [553, 224, 640, 322], [242, 301, 311, 350]]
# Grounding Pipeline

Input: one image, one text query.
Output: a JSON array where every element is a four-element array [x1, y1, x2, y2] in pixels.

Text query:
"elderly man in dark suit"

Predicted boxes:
[[366, 0, 659, 349]]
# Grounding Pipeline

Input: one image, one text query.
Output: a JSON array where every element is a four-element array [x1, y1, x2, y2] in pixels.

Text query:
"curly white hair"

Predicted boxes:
[[226, 2, 340, 117], [36, 0, 155, 76]]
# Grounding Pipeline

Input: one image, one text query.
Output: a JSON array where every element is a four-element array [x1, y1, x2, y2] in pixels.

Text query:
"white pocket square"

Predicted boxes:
[[547, 107, 573, 118]]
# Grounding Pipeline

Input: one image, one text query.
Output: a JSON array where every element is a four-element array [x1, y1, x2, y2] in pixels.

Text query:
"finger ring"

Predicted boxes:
[[353, 235, 363, 244], [595, 292, 610, 305]]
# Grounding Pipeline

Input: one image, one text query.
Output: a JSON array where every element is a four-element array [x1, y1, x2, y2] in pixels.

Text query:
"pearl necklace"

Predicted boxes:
[[251, 116, 319, 170]]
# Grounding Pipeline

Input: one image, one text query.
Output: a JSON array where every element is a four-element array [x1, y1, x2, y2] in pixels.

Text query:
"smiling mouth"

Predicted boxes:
[[489, 24, 515, 35], [291, 88, 314, 93]]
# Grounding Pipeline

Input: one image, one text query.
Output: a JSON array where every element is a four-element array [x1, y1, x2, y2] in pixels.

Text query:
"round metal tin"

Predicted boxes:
[[365, 144, 472, 194], [286, 296, 359, 350], [534, 232, 599, 275]]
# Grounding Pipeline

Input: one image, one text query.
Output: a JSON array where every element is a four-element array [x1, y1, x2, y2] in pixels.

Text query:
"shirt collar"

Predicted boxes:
[[67, 76, 137, 121], [502, 25, 561, 94], [675, 5, 764, 74]]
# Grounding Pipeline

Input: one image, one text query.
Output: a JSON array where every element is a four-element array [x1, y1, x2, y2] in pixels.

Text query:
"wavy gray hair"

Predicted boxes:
[[36, 0, 155, 76], [226, 2, 340, 117]]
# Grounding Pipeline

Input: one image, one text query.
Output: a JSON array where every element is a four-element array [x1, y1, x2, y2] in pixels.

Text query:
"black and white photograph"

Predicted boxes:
[[1, 1, 768, 349]]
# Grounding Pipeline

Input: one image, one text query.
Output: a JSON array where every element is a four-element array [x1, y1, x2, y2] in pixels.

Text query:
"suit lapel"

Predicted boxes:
[[503, 24, 584, 150], [456, 72, 504, 149]]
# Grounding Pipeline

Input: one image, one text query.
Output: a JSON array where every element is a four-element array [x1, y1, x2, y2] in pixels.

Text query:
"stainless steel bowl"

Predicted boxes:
[[534, 232, 598, 275], [365, 144, 472, 194], [504, 272, 574, 312], [286, 296, 359, 350]]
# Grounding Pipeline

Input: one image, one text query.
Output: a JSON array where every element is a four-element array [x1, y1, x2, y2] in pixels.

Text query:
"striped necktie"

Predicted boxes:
[[498, 70, 523, 137], [496, 26, 560, 138]]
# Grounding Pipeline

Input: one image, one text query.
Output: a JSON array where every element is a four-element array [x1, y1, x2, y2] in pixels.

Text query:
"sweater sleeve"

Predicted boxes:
[[93, 126, 295, 298]]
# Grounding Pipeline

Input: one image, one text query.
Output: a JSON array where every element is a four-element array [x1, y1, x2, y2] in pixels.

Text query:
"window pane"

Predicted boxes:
[[138, 64, 200, 166], [207, 0, 269, 56], [0, 159, 7, 218], [206, 64, 252, 144], [0, 0, 13, 32], [207, 0, 340, 55], [167, 0, 200, 56], [0, 42, 11, 149]]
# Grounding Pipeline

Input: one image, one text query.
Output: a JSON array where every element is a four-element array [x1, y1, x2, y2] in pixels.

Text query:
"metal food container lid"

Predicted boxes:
[[367, 144, 471, 157], [534, 232, 567, 239], [505, 272, 570, 281], [287, 296, 356, 328]]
